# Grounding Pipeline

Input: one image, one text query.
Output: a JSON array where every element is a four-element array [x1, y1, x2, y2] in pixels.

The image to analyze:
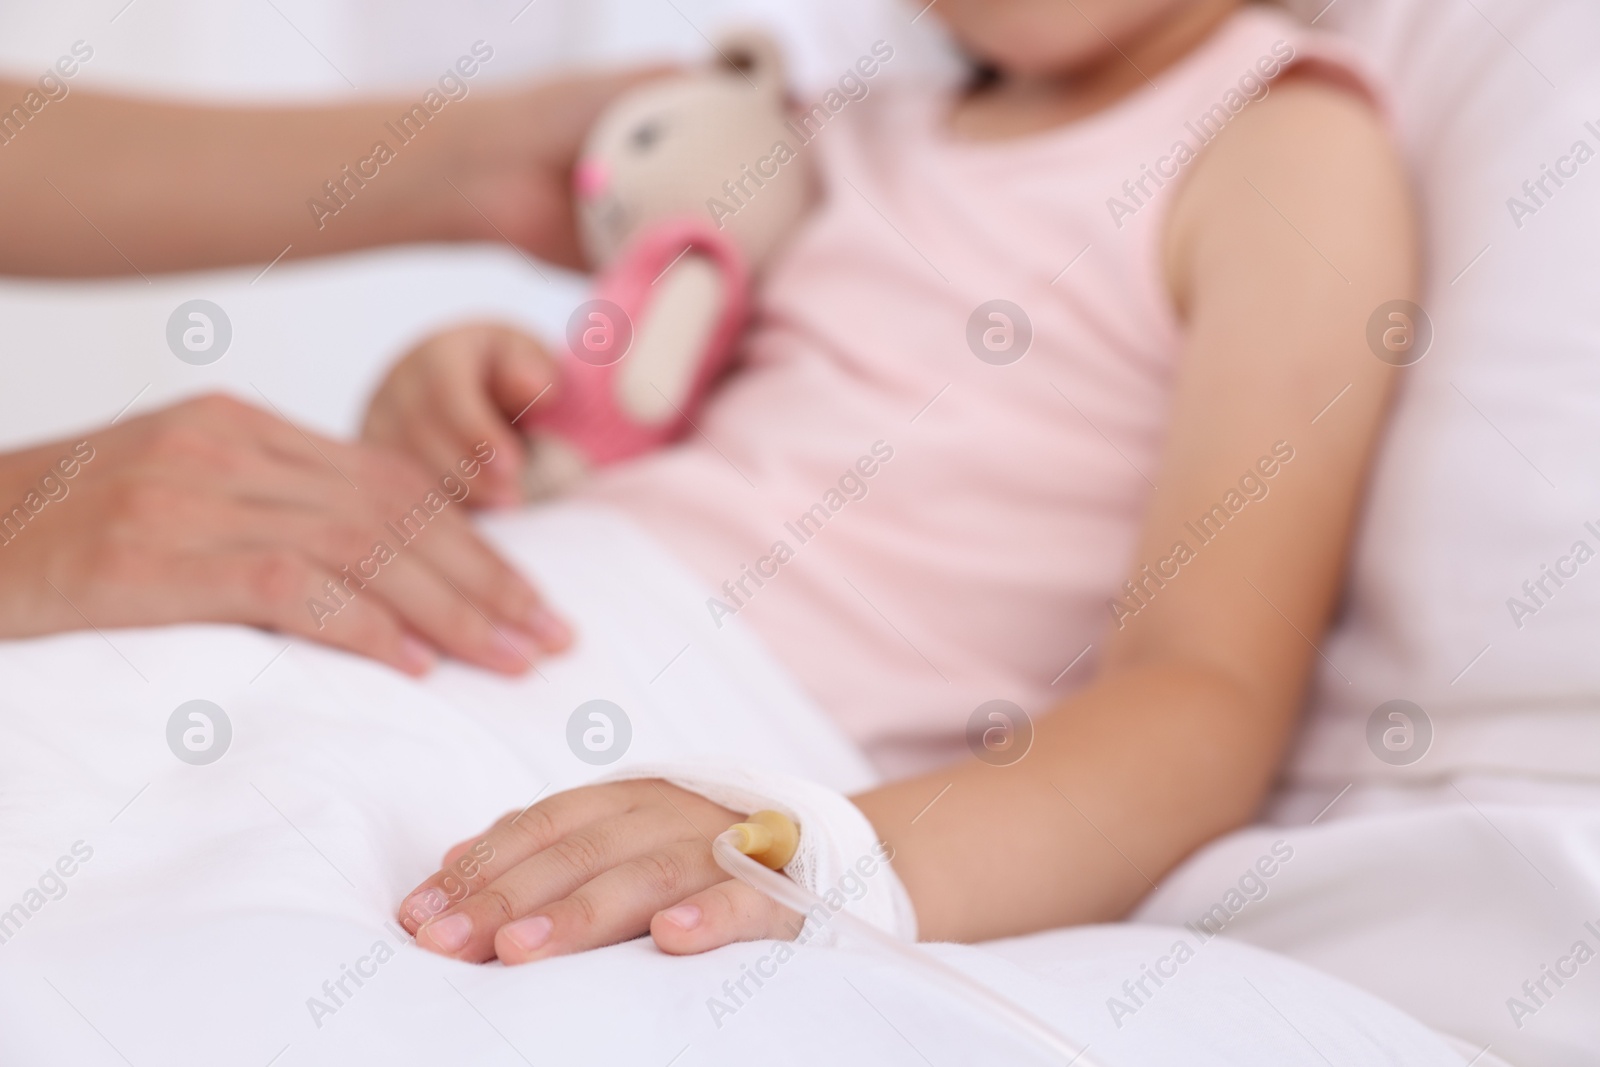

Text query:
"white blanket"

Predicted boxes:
[[1139, 781, 1600, 1067], [0, 503, 1466, 1066]]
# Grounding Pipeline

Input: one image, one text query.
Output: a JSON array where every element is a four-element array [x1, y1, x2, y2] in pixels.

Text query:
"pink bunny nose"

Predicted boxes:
[[574, 158, 610, 200]]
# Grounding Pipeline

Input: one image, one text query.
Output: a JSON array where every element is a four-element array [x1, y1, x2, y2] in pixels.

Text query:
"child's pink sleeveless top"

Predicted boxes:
[[586, 6, 1377, 775]]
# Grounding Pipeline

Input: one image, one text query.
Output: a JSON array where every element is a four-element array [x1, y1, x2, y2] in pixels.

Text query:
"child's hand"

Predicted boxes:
[[363, 323, 557, 508], [398, 780, 799, 964]]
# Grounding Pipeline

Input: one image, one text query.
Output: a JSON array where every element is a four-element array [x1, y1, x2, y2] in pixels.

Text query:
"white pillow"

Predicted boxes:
[[1281, 0, 1600, 791]]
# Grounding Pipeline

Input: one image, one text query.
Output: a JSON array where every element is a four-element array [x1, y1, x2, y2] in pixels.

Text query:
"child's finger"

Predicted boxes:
[[397, 786, 635, 933], [474, 328, 558, 506], [365, 383, 483, 500], [649, 878, 799, 956], [495, 840, 729, 964], [428, 352, 534, 507], [488, 328, 559, 426], [439, 836, 478, 869], [408, 414, 494, 494], [194, 549, 431, 679], [415, 809, 680, 962]]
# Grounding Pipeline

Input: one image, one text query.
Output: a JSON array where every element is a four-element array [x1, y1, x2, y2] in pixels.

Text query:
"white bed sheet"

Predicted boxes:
[[0, 504, 1467, 1067]]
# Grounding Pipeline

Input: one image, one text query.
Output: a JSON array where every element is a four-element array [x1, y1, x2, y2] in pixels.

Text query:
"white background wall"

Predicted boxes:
[[0, 0, 958, 98]]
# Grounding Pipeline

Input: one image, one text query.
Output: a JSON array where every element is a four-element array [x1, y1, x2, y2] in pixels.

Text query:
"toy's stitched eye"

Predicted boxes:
[[630, 120, 663, 152]]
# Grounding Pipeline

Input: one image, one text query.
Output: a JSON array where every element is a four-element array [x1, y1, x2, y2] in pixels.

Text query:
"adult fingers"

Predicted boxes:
[[163, 549, 435, 676], [70, 397, 559, 665], [356, 505, 557, 648], [312, 439, 568, 653], [650, 878, 800, 956], [496, 840, 730, 964], [173, 495, 564, 667], [16, 465, 433, 676], [336, 549, 536, 674]]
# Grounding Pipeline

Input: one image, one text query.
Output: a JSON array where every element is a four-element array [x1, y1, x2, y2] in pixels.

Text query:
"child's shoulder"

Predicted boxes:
[[1163, 66, 1412, 319], [1176, 71, 1400, 222]]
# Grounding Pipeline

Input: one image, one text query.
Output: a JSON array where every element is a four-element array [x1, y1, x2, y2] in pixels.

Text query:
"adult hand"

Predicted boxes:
[[439, 67, 676, 269], [398, 779, 798, 964], [363, 323, 558, 509], [0, 393, 570, 674]]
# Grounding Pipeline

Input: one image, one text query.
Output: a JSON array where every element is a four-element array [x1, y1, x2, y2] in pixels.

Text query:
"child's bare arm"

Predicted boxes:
[[855, 79, 1417, 942]]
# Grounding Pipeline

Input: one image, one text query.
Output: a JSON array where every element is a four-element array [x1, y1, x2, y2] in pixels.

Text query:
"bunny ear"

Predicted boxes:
[[713, 28, 788, 101]]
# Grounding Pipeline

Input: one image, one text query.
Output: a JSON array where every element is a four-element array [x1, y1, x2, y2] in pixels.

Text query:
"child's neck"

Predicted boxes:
[[952, 0, 1243, 140]]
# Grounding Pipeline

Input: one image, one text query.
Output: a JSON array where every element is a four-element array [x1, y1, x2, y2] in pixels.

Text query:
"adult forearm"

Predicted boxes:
[[0, 86, 449, 274], [0, 435, 73, 509], [0, 71, 643, 277], [854, 662, 1289, 943]]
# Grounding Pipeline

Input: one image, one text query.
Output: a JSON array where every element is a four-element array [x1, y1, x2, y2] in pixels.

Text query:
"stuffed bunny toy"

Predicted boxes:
[[522, 31, 817, 497]]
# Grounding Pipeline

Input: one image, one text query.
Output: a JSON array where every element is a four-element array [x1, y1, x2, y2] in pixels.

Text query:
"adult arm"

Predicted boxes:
[[0, 69, 654, 276], [852, 80, 1417, 941]]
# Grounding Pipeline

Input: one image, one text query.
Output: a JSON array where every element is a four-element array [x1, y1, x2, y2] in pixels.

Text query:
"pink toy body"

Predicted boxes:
[[529, 220, 750, 469]]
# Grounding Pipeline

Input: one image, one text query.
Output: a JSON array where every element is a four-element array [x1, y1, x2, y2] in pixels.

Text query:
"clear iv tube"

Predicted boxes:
[[712, 830, 1102, 1067]]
